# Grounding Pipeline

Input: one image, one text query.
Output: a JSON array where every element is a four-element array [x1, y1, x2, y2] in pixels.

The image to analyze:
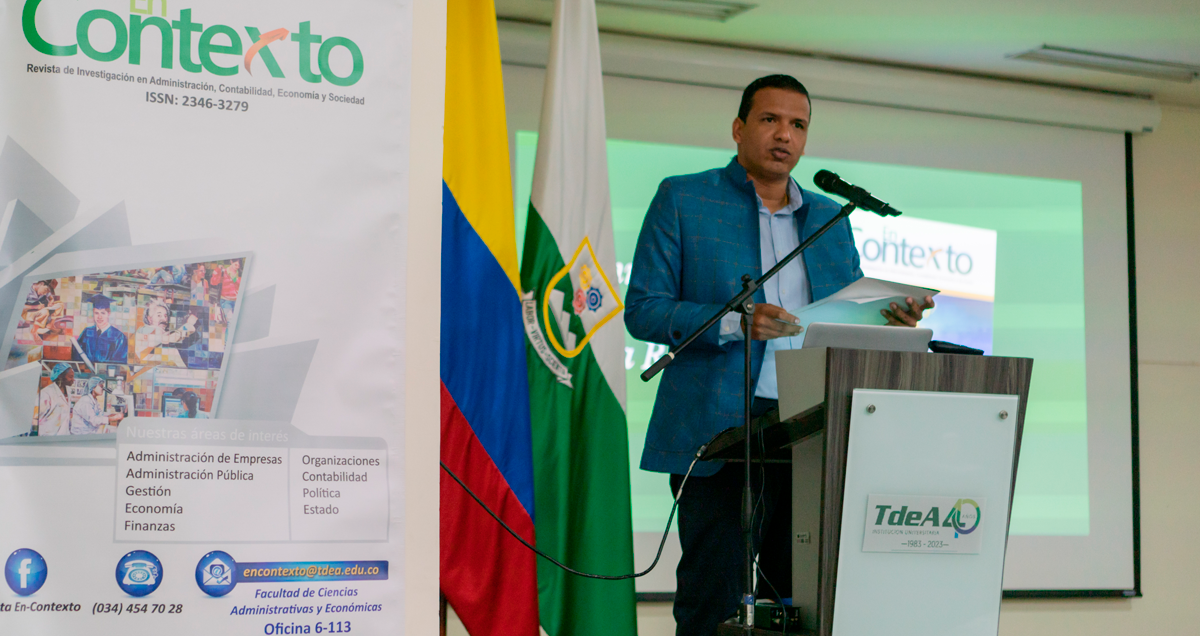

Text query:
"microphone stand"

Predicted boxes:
[[640, 201, 862, 633]]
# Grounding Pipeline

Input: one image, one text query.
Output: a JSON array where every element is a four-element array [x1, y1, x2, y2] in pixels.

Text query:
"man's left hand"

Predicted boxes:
[[881, 295, 935, 327]]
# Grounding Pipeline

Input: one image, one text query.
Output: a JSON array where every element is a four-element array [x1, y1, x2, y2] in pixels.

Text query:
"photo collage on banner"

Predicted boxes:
[[12, 258, 248, 434]]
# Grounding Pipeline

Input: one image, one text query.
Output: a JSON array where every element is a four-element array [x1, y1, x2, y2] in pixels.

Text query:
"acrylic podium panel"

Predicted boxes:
[[778, 347, 1032, 635], [830, 389, 1019, 636]]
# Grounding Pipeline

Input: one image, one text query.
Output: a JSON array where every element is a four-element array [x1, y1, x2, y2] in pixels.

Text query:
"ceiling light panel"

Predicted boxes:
[[593, 0, 755, 22], [1010, 45, 1200, 83]]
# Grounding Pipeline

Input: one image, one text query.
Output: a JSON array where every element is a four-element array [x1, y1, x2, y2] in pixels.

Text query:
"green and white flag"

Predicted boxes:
[[519, 0, 636, 633]]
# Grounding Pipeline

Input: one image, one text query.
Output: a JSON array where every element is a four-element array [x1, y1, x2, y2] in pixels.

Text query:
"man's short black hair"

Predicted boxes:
[[737, 74, 810, 122]]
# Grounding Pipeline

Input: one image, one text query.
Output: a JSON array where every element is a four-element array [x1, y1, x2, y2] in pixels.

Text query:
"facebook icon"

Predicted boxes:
[[5, 549, 48, 596]]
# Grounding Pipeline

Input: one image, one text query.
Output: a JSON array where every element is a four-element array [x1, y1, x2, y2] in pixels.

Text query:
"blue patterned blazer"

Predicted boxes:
[[626, 158, 863, 476]]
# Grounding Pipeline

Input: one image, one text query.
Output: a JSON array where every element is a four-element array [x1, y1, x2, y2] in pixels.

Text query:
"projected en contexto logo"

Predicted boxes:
[[4, 549, 48, 596], [195, 551, 237, 597], [116, 550, 162, 597], [850, 213, 998, 301]]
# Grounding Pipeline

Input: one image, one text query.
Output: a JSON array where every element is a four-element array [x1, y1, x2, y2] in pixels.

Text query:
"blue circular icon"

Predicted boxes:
[[585, 287, 604, 311], [195, 551, 237, 597], [116, 550, 162, 597], [5, 549, 48, 596]]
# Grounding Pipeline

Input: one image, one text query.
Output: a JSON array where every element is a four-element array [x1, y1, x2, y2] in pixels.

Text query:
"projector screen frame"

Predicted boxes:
[[634, 137, 1144, 603], [999, 132, 1143, 600]]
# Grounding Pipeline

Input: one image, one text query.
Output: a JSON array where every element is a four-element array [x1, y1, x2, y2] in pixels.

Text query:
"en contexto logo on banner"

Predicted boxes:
[[862, 494, 985, 555], [21, 0, 364, 86]]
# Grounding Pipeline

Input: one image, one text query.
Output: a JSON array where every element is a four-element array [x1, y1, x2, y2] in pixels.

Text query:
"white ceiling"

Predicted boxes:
[[495, 0, 1200, 107]]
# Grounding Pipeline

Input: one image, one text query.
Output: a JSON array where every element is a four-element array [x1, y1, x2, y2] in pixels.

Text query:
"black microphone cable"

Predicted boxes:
[[440, 444, 707, 580]]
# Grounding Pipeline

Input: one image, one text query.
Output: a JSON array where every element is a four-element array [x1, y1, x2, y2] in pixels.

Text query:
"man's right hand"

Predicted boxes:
[[744, 303, 802, 340]]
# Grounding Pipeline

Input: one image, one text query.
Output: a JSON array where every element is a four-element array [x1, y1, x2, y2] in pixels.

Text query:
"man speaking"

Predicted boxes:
[[625, 74, 931, 635]]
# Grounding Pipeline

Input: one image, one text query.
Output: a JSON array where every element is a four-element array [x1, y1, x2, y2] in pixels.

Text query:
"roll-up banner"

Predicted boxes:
[[0, 0, 410, 632]]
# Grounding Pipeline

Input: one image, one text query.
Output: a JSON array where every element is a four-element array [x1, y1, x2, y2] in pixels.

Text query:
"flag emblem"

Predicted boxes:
[[573, 265, 606, 315], [543, 237, 623, 359]]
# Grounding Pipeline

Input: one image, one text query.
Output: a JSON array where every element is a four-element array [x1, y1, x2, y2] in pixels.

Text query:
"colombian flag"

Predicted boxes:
[[440, 0, 538, 634]]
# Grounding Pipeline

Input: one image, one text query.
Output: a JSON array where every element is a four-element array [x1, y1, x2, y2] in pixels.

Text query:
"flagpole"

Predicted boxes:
[[740, 305, 755, 633]]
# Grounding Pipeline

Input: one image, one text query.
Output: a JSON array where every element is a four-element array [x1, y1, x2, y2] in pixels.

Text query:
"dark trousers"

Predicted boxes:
[[670, 398, 792, 636]]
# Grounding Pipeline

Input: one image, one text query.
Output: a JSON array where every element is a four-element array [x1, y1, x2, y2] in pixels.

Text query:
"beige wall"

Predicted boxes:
[[446, 105, 1200, 634]]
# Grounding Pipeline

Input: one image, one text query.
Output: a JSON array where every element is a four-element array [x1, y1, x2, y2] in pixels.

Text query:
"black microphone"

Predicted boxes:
[[813, 170, 902, 217]]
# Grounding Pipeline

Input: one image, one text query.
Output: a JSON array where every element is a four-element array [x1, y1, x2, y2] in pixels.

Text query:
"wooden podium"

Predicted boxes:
[[708, 347, 1033, 636]]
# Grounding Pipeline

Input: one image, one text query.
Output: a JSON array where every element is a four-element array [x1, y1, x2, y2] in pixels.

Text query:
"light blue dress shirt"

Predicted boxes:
[[718, 178, 811, 399]]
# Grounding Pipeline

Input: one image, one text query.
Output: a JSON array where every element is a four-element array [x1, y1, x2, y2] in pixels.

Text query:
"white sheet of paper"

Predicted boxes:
[[789, 277, 939, 330]]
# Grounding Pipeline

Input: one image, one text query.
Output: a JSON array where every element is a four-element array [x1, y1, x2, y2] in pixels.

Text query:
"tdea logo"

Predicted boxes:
[[22, 0, 364, 86], [872, 498, 981, 537], [862, 495, 986, 554]]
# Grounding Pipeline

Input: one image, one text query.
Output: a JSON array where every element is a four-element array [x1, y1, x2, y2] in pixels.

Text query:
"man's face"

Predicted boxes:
[[33, 282, 47, 295], [93, 307, 110, 329], [732, 87, 810, 183], [150, 306, 168, 328]]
